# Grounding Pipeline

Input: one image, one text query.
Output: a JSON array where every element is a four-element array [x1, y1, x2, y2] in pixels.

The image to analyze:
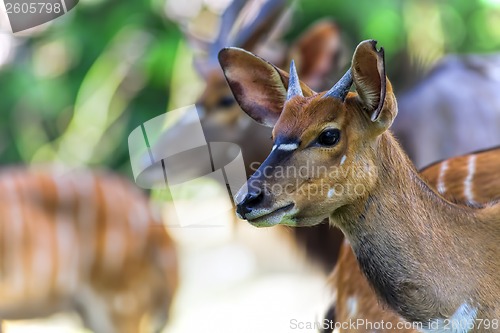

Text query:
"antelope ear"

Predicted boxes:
[[218, 47, 314, 127], [351, 40, 397, 131]]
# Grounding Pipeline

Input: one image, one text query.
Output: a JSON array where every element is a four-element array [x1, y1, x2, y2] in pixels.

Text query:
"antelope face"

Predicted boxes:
[[220, 40, 397, 227], [199, 72, 252, 141]]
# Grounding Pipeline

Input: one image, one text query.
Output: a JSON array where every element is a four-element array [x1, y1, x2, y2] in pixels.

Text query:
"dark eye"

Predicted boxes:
[[318, 129, 341, 146], [218, 96, 236, 108]]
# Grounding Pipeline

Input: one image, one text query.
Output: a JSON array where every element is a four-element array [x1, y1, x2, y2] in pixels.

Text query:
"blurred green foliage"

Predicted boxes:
[[0, 0, 499, 177]]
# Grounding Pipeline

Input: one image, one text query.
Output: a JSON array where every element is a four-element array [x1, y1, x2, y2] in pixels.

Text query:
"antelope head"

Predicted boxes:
[[219, 40, 398, 227]]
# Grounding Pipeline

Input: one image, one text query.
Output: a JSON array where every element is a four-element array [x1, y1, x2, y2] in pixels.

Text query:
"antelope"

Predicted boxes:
[[178, 2, 500, 279], [220, 40, 500, 331], [329, 146, 500, 333], [0, 167, 178, 333]]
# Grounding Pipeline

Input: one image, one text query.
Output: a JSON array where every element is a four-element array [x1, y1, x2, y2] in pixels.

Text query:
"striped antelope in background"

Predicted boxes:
[[329, 146, 500, 333], [220, 40, 500, 332], [0, 167, 178, 333]]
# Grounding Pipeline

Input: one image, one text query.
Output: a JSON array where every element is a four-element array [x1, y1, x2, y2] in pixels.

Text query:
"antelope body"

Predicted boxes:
[[0, 167, 178, 333], [220, 40, 500, 331]]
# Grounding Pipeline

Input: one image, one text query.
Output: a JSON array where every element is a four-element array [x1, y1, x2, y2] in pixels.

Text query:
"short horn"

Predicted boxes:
[[322, 69, 353, 101], [287, 60, 303, 100]]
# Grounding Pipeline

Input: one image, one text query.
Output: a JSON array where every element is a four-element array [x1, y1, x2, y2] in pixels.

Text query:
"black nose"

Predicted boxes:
[[236, 188, 264, 219]]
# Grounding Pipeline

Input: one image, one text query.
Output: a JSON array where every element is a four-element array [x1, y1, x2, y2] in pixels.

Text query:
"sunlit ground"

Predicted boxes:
[[5, 199, 329, 333]]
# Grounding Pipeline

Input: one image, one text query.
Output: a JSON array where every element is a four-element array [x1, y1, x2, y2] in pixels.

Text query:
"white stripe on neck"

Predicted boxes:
[[464, 155, 477, 204], [437, 160, 449, 194]]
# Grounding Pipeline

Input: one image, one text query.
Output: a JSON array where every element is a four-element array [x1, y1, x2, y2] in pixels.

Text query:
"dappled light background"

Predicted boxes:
[[2, 0, 500, 167], [1, 0, 500, 332]]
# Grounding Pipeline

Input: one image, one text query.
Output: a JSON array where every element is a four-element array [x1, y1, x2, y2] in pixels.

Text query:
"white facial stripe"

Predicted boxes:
[[340, 155, 347, 166], [464, 155, 477, 204], [276, 143, 298, 151], [437, 160, 449, 194]]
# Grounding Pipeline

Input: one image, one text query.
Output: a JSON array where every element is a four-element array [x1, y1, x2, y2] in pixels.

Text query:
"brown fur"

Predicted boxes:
[[221, 40, 500, 331], [330, 146, 500, 332]]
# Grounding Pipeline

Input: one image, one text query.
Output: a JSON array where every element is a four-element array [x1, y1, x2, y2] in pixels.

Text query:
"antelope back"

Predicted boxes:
[[0, 167, 177, 333], [393, 54, 500, 168]]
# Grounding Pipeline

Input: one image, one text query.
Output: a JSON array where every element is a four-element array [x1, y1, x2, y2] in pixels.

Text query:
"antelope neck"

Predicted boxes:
[[331, 133, 495, 325]]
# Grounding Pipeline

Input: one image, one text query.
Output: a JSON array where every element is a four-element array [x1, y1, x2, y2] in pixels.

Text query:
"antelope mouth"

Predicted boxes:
[[245, 203, 295, 227]]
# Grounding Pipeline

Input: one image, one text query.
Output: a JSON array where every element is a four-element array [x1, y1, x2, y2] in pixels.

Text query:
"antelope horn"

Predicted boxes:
[[322, 69, 353, 101], [287, 60, 303, 100]]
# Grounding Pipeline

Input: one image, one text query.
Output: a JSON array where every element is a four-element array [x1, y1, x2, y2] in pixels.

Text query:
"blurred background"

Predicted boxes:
[[1, 0, 500, 332]]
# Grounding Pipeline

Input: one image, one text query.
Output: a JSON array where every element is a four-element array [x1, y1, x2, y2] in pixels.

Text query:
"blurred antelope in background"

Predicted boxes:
[[220, 40, 500, 331], [329, 146, 500, 333], [394, 54, 500, 168], [0, 167, 178, 333]]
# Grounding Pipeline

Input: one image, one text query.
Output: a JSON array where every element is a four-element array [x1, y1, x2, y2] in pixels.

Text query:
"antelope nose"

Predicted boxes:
[[236, 189, 264, 220]]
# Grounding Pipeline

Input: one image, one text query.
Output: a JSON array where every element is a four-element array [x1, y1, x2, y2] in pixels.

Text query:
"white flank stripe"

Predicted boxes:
[[102, 180, 125, 272], [277, 143, 298, 151], [53, 173, 79, 292], [71, 171, 97, 278], [3, 176, 25, 294], [437, 160, 449, 194], [464, 155, 477, 204], [127, 197, 149, 254], [29, 174, 53, 297]]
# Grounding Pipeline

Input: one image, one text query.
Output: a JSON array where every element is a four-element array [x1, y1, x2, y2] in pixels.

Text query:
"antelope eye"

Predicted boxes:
[[318, 129, 341, 146], [218, 96, 236, 108]]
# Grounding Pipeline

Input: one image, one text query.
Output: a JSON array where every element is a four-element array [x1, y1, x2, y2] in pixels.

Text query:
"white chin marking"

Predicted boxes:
[[276, 143, 298, 151]]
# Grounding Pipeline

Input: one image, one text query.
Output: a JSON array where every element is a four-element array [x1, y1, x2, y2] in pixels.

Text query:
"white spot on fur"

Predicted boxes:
[[277, 143, 298, 151], [437, 160, 449, 194], [328, 188, 336, 198], [421, 302, 477, 333], [347, 297, 358, 318], [340, 155, 347, 166], [464, 155, 477, 204]]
